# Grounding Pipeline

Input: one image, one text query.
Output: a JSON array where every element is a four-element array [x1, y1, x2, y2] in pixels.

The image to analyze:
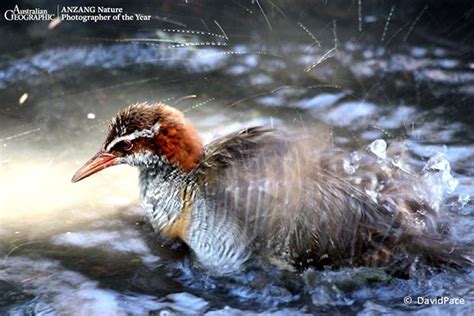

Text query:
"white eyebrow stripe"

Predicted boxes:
[[106, 123, 160, 152]]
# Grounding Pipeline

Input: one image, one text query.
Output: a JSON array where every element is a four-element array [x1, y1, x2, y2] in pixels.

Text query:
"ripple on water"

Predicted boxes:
[[323, 101, 377, 127], [1, 257, 163, 315], [51, 226, 161, 266]]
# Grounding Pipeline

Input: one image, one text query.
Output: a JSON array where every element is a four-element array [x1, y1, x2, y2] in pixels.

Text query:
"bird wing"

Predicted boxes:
[[195, 126, 288, 178], [191, 127, 473, 270]]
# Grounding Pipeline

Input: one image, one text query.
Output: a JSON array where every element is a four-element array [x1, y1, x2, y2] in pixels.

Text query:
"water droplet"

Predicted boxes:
[[391, 155, 411, 174], [48, 17, 62, 30], [417, 153, 459, 210], [343, 151, 361, 175], [458, 193, 470, 208], [19, 93, 28, 105], [368, 139, 387, 160], [343, 159, 356, 175], [423, 153, 450, 173], [365, 190, 378, 203]]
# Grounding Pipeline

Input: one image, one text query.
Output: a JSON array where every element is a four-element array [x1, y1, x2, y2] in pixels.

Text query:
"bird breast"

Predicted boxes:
[[139, 167, 185, 235]]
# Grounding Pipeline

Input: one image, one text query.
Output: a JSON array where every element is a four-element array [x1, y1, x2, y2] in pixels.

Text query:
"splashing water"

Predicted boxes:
[[458, 192, 471, 209], [417, 153, 459, 211], [368, 139, 387, 160], [343, 151, 362, 175]]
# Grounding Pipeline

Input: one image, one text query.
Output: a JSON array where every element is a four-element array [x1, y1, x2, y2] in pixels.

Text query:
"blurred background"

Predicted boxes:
[[0, 0, 473, 314]]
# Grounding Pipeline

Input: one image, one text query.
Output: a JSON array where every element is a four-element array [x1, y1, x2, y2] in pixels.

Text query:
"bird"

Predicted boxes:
[[72, 102, 471, 275]]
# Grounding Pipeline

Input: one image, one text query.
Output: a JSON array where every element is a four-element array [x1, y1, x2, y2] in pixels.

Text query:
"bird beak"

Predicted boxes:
[[71, 151, 118, 183]]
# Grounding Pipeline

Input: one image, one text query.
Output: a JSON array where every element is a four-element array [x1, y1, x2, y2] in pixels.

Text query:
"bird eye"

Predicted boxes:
[[122, 140, 133, 151], [109, 139, 133, 153]]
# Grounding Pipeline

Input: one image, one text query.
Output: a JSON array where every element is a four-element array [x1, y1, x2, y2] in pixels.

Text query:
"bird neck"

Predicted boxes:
[[154, 120, 203, 172], [137, 152, 192, 233]]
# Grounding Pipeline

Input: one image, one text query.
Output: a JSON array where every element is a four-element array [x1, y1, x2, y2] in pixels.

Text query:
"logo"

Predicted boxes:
[[4, 5, 55, 21]]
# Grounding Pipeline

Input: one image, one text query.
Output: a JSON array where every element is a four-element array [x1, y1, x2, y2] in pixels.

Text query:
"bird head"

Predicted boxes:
[[71, 102, 203, 182]]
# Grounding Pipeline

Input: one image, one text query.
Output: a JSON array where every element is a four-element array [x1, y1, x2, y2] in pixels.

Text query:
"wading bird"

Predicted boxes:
[[72, 102, 471, 275]]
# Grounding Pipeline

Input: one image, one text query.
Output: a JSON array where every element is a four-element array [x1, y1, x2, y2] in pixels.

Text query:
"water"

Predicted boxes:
[[0, 1, 473, 314]]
